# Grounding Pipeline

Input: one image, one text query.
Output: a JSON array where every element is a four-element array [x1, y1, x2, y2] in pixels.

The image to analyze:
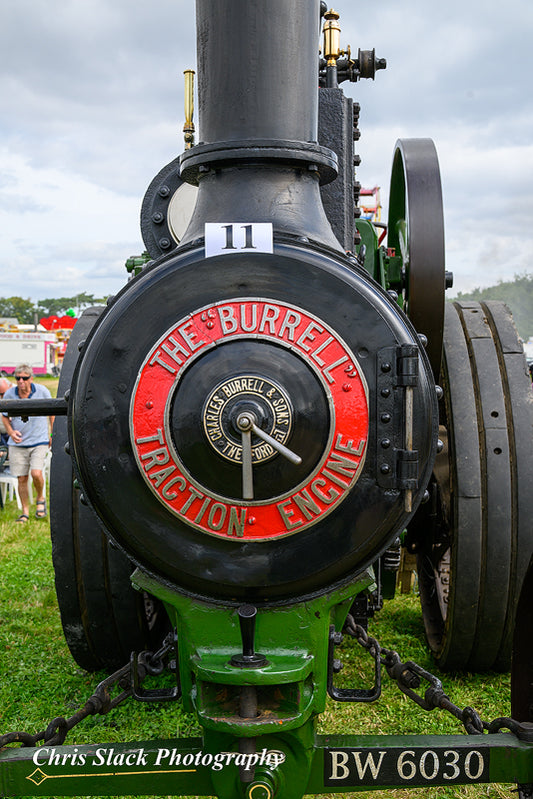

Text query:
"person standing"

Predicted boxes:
[[2, 364, 54, 523]]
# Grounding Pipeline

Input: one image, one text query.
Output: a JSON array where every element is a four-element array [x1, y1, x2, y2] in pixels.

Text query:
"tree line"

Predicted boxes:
[[0, 293, 106, 325], [452, 272, 533, 341]]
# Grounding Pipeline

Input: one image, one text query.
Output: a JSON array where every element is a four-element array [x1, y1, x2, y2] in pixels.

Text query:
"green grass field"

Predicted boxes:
[[0, 379, 516, 798]]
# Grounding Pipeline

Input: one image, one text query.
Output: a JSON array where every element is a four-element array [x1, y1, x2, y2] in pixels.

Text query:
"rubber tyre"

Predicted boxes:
[[50, 307, 170, 672], [416, 301, 533, 671]]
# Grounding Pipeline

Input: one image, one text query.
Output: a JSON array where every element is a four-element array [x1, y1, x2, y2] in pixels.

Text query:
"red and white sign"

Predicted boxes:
[[131, 299, 369, 541]]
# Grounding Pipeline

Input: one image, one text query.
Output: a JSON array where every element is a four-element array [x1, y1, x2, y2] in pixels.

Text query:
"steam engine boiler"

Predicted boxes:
[[2, 1, 533, 797]]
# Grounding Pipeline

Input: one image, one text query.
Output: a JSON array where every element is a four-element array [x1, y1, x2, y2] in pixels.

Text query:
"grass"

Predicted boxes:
[[36, 375, 60, 397], [0, 384, 517, 798]]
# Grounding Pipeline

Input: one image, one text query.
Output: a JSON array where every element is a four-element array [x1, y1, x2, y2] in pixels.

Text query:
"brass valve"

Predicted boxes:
[[322, 9, 341, 66], [183, 68, 195, 149]]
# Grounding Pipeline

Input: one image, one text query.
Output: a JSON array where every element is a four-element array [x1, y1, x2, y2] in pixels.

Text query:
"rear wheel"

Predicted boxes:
[[415, 300, 533, 671], [50, 306, 170, 672]]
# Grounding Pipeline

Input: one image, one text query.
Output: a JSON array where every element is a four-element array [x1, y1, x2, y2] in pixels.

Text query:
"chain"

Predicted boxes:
[[3, 620, 531, 751], [343, 613, 533, 741], [0, 632, 178, 750]]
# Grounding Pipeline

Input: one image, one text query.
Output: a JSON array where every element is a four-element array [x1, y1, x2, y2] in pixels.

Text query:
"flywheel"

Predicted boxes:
[[387, 138, 446, 379]]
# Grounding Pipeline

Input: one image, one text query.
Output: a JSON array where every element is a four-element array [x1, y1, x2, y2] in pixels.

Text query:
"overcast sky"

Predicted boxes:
[[1, 0, 532, 303]]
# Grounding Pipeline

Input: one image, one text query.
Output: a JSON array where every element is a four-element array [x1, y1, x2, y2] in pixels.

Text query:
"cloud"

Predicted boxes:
[[0, 0, 195, 197], [0, 193, 50, 215], [0, 0, 531, 301], [346, 0, 533, 295], [0, 149, 141, 299]]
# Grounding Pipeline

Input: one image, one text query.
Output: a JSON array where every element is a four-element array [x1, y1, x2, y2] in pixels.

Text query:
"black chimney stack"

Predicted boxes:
[[179, 0, 342, 252]]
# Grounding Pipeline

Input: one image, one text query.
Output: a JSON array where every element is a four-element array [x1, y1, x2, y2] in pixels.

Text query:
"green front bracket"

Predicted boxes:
[[132, 569, 373, 737]]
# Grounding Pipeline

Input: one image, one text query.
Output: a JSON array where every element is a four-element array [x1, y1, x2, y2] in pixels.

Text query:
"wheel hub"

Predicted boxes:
[[202, 374, 294, 466]]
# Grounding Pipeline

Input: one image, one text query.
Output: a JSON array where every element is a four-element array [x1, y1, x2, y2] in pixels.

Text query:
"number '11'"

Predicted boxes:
[[222, 224, 257, 250]]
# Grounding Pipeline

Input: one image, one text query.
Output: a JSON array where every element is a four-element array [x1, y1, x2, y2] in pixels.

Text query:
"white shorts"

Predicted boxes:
[[8, 444, 48, 477]]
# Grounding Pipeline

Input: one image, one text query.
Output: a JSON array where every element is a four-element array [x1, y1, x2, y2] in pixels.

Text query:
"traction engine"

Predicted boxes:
[[1, 2, 533, 797]]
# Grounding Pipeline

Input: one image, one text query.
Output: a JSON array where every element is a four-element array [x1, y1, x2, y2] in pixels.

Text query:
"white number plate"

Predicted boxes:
[[205, 223, 273, 257]]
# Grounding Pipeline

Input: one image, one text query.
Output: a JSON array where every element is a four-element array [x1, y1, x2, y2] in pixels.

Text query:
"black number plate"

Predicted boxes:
[[324, 745, 489, 787]]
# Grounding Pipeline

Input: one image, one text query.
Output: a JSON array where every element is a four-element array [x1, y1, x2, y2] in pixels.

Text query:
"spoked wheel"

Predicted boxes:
[[388, 138, 446, 378], [414, 300, 533, 671], [50, 307, 171, 672]]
